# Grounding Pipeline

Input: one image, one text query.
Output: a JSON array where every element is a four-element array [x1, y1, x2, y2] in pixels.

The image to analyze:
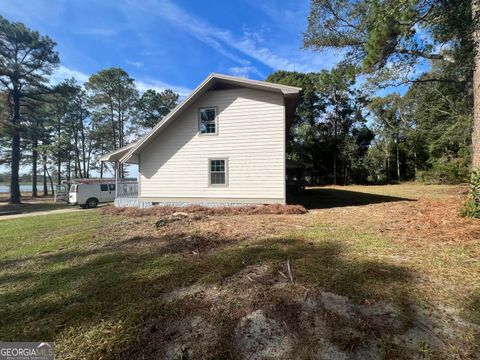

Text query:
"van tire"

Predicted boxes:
[[86, 198, 98, 209]]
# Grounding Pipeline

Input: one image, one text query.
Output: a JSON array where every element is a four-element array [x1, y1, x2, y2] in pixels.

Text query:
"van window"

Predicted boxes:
[[109, 184, 116, 191], [100, 184, 109, 191], [70, 184, 77, 192]]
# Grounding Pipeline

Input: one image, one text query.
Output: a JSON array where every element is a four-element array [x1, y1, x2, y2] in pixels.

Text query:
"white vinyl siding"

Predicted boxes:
[[139, 87, 285, 203]]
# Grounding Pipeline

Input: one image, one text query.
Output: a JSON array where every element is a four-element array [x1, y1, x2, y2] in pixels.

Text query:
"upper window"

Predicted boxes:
[[100, 184, 109, 191], [109, 184, 116, 191], [209, 159, 227, 186], [199, 107, 217, 135]]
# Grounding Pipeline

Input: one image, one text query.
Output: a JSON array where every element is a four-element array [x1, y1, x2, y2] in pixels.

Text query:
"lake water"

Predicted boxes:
[[0, 183, 45, 193]]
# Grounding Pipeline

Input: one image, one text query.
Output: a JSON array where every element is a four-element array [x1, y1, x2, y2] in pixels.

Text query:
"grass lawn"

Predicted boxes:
[[0, 194, 69, 215], [0, 184, 479, 359]]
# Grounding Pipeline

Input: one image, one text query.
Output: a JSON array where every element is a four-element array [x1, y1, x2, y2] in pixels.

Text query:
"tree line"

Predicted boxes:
[[269, 0, 478, 192], [0, 16, 179, 203], [1, 0, 479, 212]]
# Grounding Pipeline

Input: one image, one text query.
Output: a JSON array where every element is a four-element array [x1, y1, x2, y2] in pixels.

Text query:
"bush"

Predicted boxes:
[[461, 170, 480, 218], [417, 161, 469, 184]]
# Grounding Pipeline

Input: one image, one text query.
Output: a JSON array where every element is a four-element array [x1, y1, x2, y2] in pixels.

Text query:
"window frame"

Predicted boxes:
[[208, 158, 228, 187], [198, 107, 218, 136]]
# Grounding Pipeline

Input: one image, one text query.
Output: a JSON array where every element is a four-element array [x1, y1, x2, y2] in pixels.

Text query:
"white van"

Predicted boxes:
[[69, 183, 116, 208]]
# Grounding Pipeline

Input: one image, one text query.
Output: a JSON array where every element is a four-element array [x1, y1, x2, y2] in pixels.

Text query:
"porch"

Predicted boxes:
[[98, 143, 141, 207]]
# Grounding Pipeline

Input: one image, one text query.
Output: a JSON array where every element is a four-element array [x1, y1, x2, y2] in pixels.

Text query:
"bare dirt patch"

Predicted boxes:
[[125, 262, 479, 359], [235, 309, 292, 360]]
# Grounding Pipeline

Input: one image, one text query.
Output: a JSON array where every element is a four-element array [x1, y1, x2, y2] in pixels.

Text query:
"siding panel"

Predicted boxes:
[[139, 88, 285, 203]]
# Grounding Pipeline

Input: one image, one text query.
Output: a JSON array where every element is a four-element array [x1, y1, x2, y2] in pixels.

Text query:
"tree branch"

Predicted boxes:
[[397, 48, 453, 62]]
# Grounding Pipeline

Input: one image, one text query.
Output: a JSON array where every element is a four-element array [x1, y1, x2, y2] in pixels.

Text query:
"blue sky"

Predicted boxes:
[[0, 0, 341, 94], [0, 0, 416, 177], [0, 0, 343, 177]]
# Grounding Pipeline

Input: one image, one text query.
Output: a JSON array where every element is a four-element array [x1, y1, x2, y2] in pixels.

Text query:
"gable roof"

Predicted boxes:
[[101, 73, 302, 164]]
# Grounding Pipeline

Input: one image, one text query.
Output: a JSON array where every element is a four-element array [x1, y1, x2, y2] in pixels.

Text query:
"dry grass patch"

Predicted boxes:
[[319, 196, 480, 244], [1, 184, 479, 359], [98, 203, 308, 217]]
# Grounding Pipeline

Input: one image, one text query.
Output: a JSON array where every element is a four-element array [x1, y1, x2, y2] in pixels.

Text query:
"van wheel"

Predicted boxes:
[[86, 198, 98, 209]]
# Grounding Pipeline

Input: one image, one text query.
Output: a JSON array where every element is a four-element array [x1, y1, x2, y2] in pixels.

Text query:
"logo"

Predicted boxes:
[[0, 342, 54, 360]]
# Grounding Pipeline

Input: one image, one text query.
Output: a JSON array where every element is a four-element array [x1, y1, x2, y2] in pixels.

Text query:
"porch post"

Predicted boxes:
[[115, 161, 118, 198]]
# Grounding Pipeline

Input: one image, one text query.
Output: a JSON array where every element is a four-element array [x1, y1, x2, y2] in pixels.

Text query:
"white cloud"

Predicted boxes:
[[51, 65, 191, 96], [135, 79, 192, 97], [51, 65, 90, 84], [118, 0, 333, 77], [228, 66, 262, 79], [135, 0, 252, 67], [126, 60, 144, 68]]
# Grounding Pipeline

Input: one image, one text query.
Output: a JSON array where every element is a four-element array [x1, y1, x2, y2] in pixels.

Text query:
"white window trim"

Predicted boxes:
[[208, 158, 228, 187], [198, 106, 219, 136]]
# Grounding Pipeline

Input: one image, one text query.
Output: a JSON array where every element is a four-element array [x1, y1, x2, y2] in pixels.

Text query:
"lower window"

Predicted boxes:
[[209, 159, 227, 186]]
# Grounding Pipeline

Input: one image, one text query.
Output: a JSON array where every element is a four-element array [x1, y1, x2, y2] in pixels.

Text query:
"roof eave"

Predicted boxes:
[[97, 143, 136, 162]]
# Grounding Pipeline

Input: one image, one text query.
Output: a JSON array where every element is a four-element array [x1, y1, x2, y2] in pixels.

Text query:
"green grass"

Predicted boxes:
[[0, 200, 69, 215], [0, 185, 478, 358]]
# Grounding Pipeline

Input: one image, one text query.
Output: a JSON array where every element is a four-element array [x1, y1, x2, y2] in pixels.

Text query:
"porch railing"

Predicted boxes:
[[117, 181, 138, 198]]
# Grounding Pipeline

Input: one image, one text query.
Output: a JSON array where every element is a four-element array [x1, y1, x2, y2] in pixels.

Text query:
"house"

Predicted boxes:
[[100, 73, 302, 207]]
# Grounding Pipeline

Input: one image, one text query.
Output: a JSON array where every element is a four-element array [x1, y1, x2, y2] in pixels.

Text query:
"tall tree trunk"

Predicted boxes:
[[80, 106, 86, 178], [396, 138, 401, 181], [86, 142, 92, 178], [57, 158, 61, 185], [67, 153, 71, 181], [333, 155, 337, 185], [74, 119, 82, 178], [333, 93, 338, 185], [9, 90, 21, 204], [117, 107, 124, 179], [413, 150, 418, 179], [57, 117, 61, 185], [100, 143, 104, 179], [110, 101, 117, 150], [473, 0, 480, 169], [43, 154, 48, 196], [385, 140, 390, 182], [86, 122, 93, 178], [32, 139, 38, 197]]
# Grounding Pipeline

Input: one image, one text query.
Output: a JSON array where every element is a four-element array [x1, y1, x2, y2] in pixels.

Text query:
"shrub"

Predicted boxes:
[[461, 170, 480, 218], [417, 161, 469, 184]]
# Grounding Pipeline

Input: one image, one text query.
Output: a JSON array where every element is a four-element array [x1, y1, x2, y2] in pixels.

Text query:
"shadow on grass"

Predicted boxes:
[[0, 201, 69, 216], [288, 187, 414, 209], [0, 228, 421, 358]]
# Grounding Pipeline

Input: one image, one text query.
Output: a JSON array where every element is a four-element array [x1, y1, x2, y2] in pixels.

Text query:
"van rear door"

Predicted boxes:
[[69, 184, 78, 204]]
